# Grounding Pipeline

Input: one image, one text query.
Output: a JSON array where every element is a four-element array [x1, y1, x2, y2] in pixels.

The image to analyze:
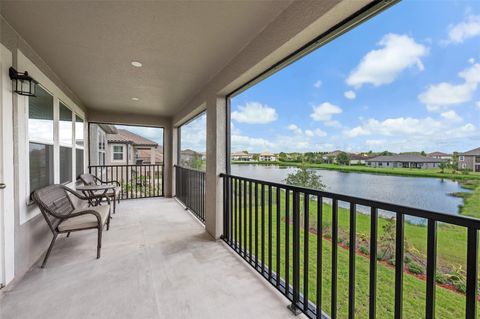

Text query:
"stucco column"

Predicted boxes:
[[171, 126, 179, 196], [163, 123, 173, 197], [205, 96, 226, 239]]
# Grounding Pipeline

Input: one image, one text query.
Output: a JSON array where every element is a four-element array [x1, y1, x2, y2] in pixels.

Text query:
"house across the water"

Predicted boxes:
[[459, 147, 480, 172], [366, 154, 446, 169]]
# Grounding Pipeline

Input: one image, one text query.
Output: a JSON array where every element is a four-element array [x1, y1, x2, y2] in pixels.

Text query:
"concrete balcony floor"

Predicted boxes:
[[0, 198, 301, 319]]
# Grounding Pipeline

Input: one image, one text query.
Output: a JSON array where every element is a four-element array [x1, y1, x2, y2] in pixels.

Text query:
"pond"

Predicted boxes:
[[231, 164, 467, 216]]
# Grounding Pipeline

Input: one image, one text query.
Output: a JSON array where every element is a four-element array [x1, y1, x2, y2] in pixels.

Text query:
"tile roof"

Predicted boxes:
[[462, 147, 480, 156], [366, 154, 446, 163], [107, 129, 158, 146]]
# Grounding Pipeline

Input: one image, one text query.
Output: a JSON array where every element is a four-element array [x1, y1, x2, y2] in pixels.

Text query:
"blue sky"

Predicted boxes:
[[228, 0, 480, 154]]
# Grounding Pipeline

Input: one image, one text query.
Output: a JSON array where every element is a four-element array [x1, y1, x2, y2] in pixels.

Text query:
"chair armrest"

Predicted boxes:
[[94, 176, 120, 187], [62, 186, 89, 201]]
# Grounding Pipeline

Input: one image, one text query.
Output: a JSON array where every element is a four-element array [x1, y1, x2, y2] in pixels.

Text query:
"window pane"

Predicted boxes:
[[29, 142, 53, 192], [76, 148, 84, 178], [75, 115, 84, 148], [60, 146, 72, 183], [59, 102, 72, 145], [29, 86, 53, 143]]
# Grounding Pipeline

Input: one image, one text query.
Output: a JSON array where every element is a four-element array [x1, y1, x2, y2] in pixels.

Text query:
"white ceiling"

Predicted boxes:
[[0, 1, 293, 116]]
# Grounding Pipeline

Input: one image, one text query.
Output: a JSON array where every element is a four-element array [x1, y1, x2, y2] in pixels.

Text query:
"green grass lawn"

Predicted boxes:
[[227, 182, 474, 318]]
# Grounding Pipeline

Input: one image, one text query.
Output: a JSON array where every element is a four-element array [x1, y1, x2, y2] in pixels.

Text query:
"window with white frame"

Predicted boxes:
[[28, 85, 54, 192], [97, 130, 106, 165], [59, 102, 73, 183], [75, 115, 84, 177], [112, 145, 124, 161]]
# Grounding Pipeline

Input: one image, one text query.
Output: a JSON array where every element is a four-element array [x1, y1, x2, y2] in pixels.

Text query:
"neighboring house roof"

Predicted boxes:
[[324, 150, 343, 157], [366, 154, 446, 163], [107, 129, 158, 147], [462, 147, 480, 156], [260, 151, 274, 156], [98, 124, 118, 134], [428, 151, 449, 156], [137, 147, 164, 163], [232, 151, 250, 156], [180, 149, 198, 156], [349, 154, 375, 160]]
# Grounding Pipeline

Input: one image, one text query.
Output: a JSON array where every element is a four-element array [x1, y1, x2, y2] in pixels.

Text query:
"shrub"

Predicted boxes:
[[435, 273, 448, 285], [407, 262, 424, 275], [454, 281, 466, 294], [359, 245, 369, 255]]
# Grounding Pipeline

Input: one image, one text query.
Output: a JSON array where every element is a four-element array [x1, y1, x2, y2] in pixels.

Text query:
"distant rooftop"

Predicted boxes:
[[462, 147, 480, 156], [366, 154, 446, 163], [107, 129, 158, 147]]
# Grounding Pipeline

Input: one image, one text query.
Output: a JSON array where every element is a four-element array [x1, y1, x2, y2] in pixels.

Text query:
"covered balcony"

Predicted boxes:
[[0, 1, 479, 319]]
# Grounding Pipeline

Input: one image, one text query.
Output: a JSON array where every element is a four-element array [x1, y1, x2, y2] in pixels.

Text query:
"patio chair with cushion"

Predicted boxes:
[[32, 184, 111, 268], [79, 173, 121, 213]]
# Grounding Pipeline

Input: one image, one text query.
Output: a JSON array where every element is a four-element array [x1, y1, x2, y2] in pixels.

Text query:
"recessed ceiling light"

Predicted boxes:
[[131, 97, 139, 101], [131, 61, 142, 67]]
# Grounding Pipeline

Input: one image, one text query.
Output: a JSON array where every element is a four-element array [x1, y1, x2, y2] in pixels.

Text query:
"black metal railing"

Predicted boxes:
[[89, 164, 163, 199], [175, 165, 205, 223], [221, 173, 480, 319]]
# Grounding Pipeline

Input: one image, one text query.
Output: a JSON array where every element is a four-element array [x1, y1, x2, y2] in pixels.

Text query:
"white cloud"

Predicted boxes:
[[325, 120, 342, 128], [418, 63, 480, 111], [231, 134, 274, 152], [177, 114, 206, 151], [314, 128, 327, 137], [304, 129, 314, 137], [344, 90, 356, 100], [231, 102, 278, 124], [288, 124, 302, 135], [313, 80, 322, 88], [346, 33, 428, 88], [476, 101, 480, 109], [441, 110, 463, 122], [310, 102, 342, 121], [469, 58, 476, 64], [344, 126, 370, 138], [446, 14, 480, 44], [365, 139, 386, 146]]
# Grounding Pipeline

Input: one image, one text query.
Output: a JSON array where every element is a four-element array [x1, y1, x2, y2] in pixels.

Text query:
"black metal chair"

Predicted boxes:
[[32, 184, 111, 268], [79, 173, 121, 213]]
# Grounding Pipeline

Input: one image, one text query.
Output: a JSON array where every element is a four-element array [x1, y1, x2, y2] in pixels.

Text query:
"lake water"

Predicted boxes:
[[231, 164, 467, 216]]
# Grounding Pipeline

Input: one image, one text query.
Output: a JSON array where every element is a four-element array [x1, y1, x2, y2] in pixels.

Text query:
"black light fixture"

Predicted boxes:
[[9, 67, 39, 96]]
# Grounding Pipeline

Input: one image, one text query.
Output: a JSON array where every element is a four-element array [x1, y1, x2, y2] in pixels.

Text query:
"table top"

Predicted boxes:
[[76, 184, 115, 191]]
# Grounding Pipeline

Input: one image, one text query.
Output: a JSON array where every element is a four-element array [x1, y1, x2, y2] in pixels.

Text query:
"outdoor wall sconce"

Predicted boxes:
[[9, 67, 39, 96]]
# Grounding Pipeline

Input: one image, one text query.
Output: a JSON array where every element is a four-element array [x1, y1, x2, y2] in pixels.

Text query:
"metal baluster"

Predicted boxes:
[[285, 190, 290, 295], [304, 193, 309, 312], [426, 220, 437, 319], [261, 183, 265, 273], [394, 213, 405, 319], [369, 207, 378, 319], [249, 181, 253, 263], [276, 187, 281, 287], [268, 185, 273, 280], [288, 190, 301, 315], [349, 203, 356, 319], [331, 199, 338, 319], [466, 227, 478, 319], [255, 182, 259, 268], [316, 195, 323, 319]]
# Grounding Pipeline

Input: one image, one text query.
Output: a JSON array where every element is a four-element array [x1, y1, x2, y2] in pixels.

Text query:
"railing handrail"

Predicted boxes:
[[89, 163, 164, 168], [221, 173, 480, 229], [174, 164, 206, 174]]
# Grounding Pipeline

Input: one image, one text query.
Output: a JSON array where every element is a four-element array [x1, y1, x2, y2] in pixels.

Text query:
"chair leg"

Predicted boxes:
[[106, 212, 111, 231], [66, 232, 71, 237], [97, 227, 103, 259], [41, 234, 58, 268]]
